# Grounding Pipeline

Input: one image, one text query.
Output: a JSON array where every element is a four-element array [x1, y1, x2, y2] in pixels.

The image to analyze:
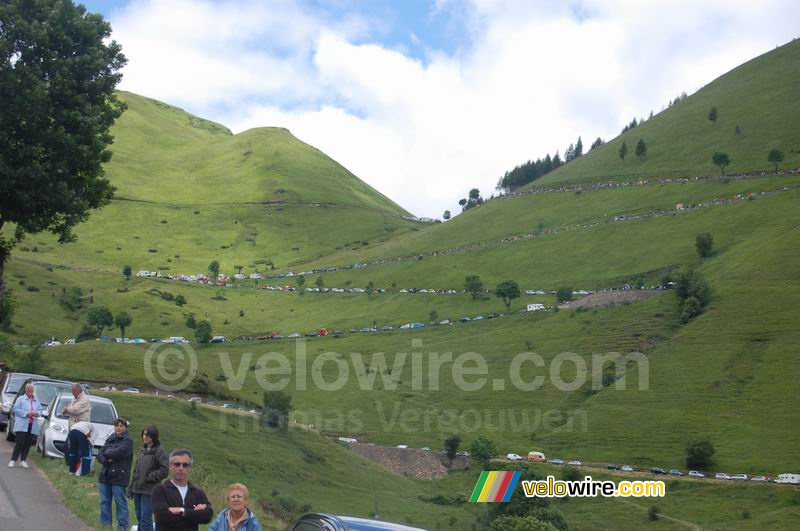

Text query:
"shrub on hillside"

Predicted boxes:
[[686, 438, 715, 469], [444, 434, 461, 459], [195, 320, 212, 343], [648, 506, 659, 521], [695, 232, 714, 258], [556, 287, 573, 303], [263, 390, 292, 430], [76, 324, 99, 342]]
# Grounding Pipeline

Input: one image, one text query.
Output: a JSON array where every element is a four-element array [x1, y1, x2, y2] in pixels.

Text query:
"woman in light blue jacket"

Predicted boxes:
[[8, 383, 43, 468], [209, 483, 262, 531]]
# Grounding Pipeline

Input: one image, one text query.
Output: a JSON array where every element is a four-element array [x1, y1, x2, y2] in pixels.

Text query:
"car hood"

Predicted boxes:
[[48, 419, 116, 445]]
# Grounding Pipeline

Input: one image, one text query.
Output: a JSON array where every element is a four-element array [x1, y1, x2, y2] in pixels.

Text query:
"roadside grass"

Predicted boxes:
[[33, 393, 485, 530], [530, 39, 800, 187]]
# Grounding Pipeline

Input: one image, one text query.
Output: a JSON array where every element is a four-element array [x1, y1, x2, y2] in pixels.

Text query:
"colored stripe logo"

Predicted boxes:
[[469, 471, 521, 502]]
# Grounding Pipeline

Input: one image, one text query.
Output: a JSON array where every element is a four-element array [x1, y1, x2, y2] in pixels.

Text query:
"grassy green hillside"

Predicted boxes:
[[531, 38, 800, 186]]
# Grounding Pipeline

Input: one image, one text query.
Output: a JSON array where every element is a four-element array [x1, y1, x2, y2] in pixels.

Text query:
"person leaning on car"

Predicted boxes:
[[62, 382, 91, 427], [152, 448, 213, 531], [128, 424, 170, 531]]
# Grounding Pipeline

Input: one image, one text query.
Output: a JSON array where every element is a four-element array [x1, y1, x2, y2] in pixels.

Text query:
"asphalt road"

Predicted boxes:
[[0, 437, 89, 530]]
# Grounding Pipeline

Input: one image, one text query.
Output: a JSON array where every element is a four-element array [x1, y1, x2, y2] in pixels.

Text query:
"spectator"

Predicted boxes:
[[128, 425, 169, 531], [209, 483, 262, 531], [8, 383, 43, 468], [66, 420, 95, 476], [97, 417, 134, 530], [152, 449, 213, 530], [62, 382, 91, 427]]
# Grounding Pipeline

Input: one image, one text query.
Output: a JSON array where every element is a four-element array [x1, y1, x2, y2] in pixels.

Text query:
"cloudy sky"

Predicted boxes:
[[83, 0, 799, 218]]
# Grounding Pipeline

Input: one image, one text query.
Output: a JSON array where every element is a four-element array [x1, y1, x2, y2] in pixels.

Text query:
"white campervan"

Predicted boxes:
[[775, 473, 800, 485]]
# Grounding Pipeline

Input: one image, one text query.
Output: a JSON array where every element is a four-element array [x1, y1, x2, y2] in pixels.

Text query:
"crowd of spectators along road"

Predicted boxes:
[[138, 169, 799, 292], [7, 382, 262, 531]]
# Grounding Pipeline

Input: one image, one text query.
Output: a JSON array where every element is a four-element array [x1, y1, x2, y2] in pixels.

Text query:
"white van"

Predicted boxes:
[[775, 473, 800, 484]]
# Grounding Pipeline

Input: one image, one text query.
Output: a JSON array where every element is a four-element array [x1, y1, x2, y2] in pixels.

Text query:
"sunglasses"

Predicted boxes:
[[172, 462, 192, 468]]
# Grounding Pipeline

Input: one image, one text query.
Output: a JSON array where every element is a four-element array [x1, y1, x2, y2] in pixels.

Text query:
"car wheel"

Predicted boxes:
[[40, 436, 47, 458]]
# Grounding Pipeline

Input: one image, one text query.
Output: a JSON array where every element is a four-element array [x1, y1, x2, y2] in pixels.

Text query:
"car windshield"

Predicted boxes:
[[90, 403, 116, 425], [6, 375, 31, 395], [34, 383, 71, 407]]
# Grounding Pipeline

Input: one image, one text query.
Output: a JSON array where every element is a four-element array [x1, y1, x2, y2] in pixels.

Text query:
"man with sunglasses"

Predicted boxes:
[[151, 449, 213, 530]]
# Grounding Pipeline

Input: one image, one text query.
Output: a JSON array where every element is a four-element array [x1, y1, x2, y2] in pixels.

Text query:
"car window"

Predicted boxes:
[[90, 402, 116, 425], [6, 375, 29, 395], [34, 383, 71, 407]]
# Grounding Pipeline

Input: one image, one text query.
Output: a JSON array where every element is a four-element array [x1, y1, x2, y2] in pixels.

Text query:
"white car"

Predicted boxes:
[[507, 453, 523, 461], [38, 393, 119, 459], [688, 470, 705, 478], [750, 475, 768, 483], [188, 396, 202, 402], [715, 473, 731, 480], [732, 474, 748, 481], [123, 387, 139, 393], [622, 465, 634, 472], [396, 444, 408, 449], [567, 460, 582, 467]]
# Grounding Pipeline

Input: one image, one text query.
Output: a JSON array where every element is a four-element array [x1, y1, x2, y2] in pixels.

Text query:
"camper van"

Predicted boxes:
[[775, 473, 800, 485], [528, 451, 546, 463]]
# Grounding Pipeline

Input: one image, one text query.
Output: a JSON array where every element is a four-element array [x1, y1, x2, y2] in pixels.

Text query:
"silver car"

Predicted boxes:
[[0, 372, 46, 430], [37, 393, 119, 459]]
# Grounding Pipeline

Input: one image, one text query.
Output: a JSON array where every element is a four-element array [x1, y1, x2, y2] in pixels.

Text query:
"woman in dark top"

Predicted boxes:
[[128, 424, 169, 531], [96, 417, 134, 530]]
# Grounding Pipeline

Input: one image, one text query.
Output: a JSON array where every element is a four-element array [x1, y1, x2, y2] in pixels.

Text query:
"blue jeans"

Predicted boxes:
[[99, 482, 129, 529], [134, 493, 154, 531]]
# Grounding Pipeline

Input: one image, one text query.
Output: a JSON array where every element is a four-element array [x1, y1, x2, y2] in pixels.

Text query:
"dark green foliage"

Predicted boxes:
[[590, 137, 605, 150], [159, 291, 175, 301], [0, 289, 14, 330], [767, 148, 784, 171], [365, 280, 374, 296], [468, 435, 497, 466], [185, 313, 197, 329], [488, 515, 555, 531], [195, 320, 212, 343], [123, 265, 132, 279], [87, 306, 113, 334], [695, 232, 714, 258], [263, 390, 293, 430], [174, 294, 187, 306], [619, 141, 628, 163], [708, 106, 718, 124], [0, 0, 126, 318], [563, 466, 581, 481], [443, 210, 451, 220], [315, 276, 324, 290], [497, 152, 564, 191], [443, 434, 461, 459], [648, 506, 659, 521], [465, 275, 484, 300], [686, 438, 715, 469], [10, 345, 48, 374], [58, 287, 85, 312], [76, 323, 99, 342], [429, 309, 438, 323], [556, 287, 573, 303], [208, 260, 220, 280], [114, 311, 132, 338], [635, 139, 647, 161], [680, 296, 702, 323], [712, 152, 731, 175], [494, 280, 521, 312]]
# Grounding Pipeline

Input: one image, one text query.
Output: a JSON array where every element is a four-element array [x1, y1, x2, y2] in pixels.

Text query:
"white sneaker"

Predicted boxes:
[[19, 460, 29, 468], [8, 460, 14, 468], [74, 470, 81, 477]]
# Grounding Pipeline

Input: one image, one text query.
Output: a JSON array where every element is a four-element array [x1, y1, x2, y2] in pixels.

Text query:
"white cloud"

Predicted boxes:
[[111, 0, 800, 218]]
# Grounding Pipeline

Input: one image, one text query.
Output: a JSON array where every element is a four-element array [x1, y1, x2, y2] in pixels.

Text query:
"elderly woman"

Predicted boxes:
[[208, 483, 262, 531], [8, 383, 43, 468]]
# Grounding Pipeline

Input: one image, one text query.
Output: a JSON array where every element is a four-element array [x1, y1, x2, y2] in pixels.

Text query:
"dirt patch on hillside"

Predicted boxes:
[[559, 289, 658, 310], [346, 443, 470, 479]]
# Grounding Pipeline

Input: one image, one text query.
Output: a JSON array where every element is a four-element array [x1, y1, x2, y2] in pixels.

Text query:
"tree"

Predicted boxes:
[[686, 438, 715, 469], [574, 136, 583, 158], [619, 141, 628, 164], [708, 106, 718, 124], [635, 139, 647, 161], [489, 515, 554, 531], [458, 198, 467, 210], [464, 275, 484, 300], [185, 313, 197, 329], [494, 280, 521, 312], [87, 306, 113, 335], [443, 434, 461, 459], [469, 188, 480, 201], [0, 0, 127, 317], [174, 294, 187, 307], [468, 435, 497, 467], [767, 149, 784, 171], [114, 312, 132, 339], [443, 210, 451, 220], [195, 320, 213, 343], [263, 390, 293, 430], [429, 309, 439, 323], [122, 265, 132, 280], [365, 280, 375, 297], [208, 260, 220, 281], [712, 152, 730, 175], [590, 137, 604, 150], [695, 232, 714, 258], [296, 275, 306, 293], [234, 264, 243, 275], [556, 287, 573, 303], [315, 276, 324, 290]]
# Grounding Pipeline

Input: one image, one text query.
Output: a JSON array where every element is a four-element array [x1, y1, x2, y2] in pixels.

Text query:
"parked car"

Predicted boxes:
[[222, 403, 234, 409], [621, 465, 634, 472], [123, 387, 140, 393], [715, 473, 731, 480], [456, 451, 470, 457], [38, 393, 118, 458], [750, 475, 769, 483], [567, 460, 582, 467], [0, 372, 46, 431], [650, 467, 666, 475], [527, 451, 546, 463], [288, 332, 302, 338], [459, 317, 471, 322], [669, 469, 685, 476], [732, 474, 749, 481], [548, 458, 564, 465], [688, 470, 705, 478], [6, 378, 73, 441], [100, 385, 117, 392], [396, 445, 408, 449], [289, 513, 425, 531], [188, 397, 202, 402], [210, 335, 227, 343], [506, 453, 523, 461], [607, 464, 621, 470]]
